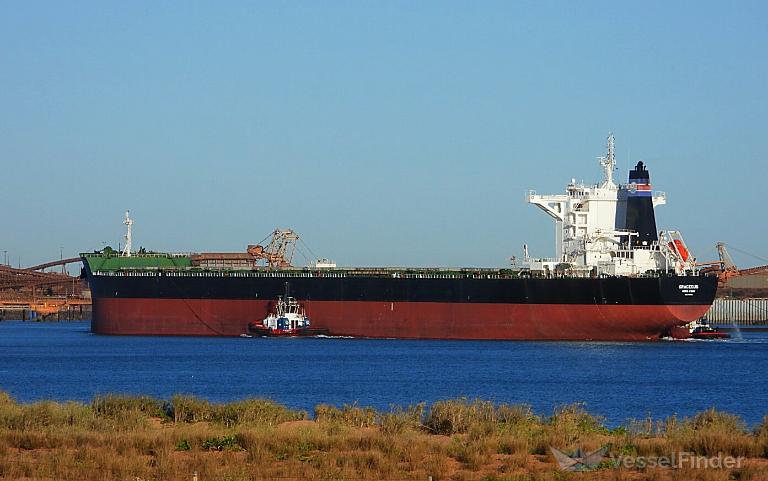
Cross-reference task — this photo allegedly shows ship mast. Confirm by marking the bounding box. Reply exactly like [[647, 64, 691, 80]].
[[122, 210, 133, 257], [598, 133, 617, 188]]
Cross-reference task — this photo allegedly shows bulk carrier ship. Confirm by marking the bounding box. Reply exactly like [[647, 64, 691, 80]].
[[81, 135, 717, 340]]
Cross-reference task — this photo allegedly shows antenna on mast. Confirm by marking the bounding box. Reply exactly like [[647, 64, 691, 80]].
[[598, 133, 617, 187], [122, 210, 133, 257]]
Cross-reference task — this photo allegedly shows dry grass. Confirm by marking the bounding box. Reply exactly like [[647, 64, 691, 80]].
[[0, 393, 766, 481]]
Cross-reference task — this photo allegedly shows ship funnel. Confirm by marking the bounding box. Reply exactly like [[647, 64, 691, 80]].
[[625, 161, 658, 246]]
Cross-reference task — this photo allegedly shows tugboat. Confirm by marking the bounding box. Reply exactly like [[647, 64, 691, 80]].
[[247, 283, 328, 337], [688, 319, 730, 340], [668, 318, 730, 340]]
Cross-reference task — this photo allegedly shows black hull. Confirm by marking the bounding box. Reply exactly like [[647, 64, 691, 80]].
[[84, 269, 718, 339], [87, 271, 718, 306]]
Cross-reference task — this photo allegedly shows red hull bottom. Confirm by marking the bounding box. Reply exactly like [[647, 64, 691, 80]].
[[91, 298, 712, 341]]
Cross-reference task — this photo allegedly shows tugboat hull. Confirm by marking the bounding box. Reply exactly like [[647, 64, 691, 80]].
[[247, 324, 329, 337]]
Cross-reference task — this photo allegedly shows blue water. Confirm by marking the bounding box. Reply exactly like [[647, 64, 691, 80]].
[[0, 321, 767, 426]]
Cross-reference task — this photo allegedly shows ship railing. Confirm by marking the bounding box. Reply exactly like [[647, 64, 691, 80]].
[[84, 252, 195, 258], [121, 252, 194, 257], [93, 268, 522, 280], [94, 267, 687, 280]]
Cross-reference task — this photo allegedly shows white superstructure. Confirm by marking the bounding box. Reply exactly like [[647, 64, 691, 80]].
[[523, 134, 696, 277], [313, 258, 337, 269], [260, 296, 310, 331]]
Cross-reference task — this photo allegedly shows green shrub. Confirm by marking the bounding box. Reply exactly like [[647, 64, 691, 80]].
[[314, 403, 376, 428], [688, 408, 747, 434], [92, 394, 165, 419], [88, 394, 164, 431], [202, 435, 242, 451], [379, 403, 425, 435], [549, 403, 605, 434], [447, 437, 487, 470], [174, 439, 191, 451], [0, 391, 15, 406], [168, 395, 213, 423], [495, 403, 537, 427], [756, 415, 768, 458], [666, 408, 755, 457], [0, 400, 103, 431], [212, 398, 306, 427], [425, 398, 498, 435]]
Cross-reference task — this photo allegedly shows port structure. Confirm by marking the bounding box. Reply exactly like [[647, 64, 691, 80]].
[[698, 242, 768, 289], [0, 257, 90, 320], [247, 229, 300, 268], [189, 228, 303, 270]]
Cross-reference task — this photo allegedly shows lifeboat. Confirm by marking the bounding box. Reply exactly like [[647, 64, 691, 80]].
[[668, 239, 690, 262]]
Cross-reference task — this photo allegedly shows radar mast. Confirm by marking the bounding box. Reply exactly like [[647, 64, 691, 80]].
[[122, 210, 133, 257], [598, 133, 617, 187]]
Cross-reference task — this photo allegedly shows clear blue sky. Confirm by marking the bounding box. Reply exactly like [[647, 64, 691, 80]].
[[1, 1, 766, 268]]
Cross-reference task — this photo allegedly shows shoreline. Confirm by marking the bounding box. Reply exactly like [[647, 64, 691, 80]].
[[1, 393, 766, 480]]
